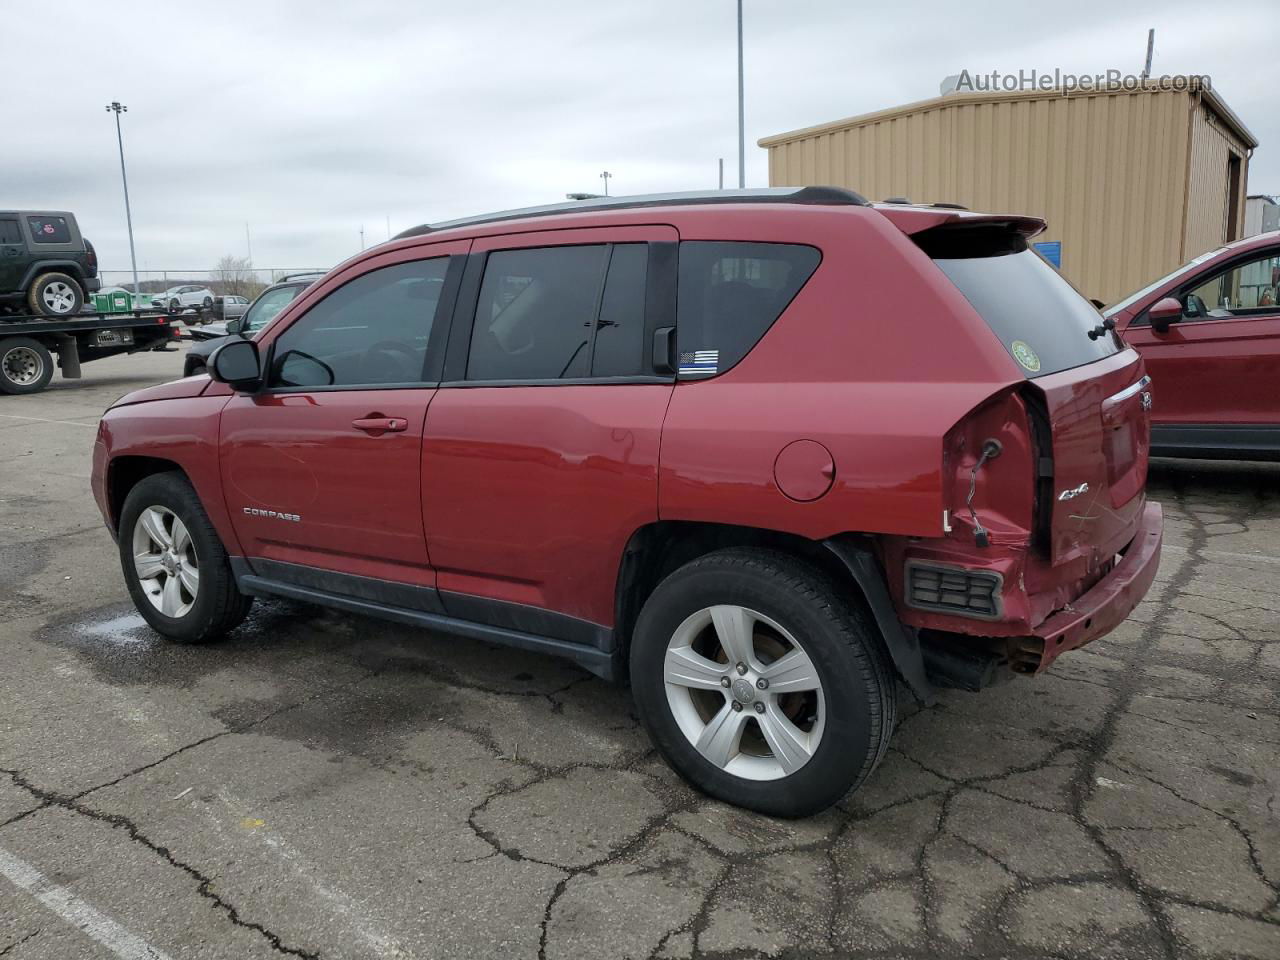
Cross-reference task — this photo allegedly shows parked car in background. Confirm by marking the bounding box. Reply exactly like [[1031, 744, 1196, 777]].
[[152, 285, 214, 315], [0, 211, 101, 317], [183, 275, 320, 373], [94, 188, 1162, 816], [213, 295, 250, 323], [1104, 230, 1280, 460]]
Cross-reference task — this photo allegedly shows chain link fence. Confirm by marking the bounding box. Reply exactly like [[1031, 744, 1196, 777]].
[[98, 268, 329, 302]]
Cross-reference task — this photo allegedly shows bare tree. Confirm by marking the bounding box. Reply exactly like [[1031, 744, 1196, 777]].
[[212, 255, 262, 298]]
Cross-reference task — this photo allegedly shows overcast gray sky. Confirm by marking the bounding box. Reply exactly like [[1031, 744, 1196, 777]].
[[6, 0, 1276, 275]]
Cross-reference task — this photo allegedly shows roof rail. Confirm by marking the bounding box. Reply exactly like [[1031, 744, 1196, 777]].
[[394, 186, 868, 240]]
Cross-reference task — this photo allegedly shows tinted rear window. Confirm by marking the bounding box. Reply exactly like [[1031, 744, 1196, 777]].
[[931, 242, 1119, 377], [0, 219, 21, 245], [677, 241, 820, 378], [27, 216, 71, 244]]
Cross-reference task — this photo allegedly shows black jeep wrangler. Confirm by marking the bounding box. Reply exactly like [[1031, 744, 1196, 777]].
[[0, 211, 101, 317]]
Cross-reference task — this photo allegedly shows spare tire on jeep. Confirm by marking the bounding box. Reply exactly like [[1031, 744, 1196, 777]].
[[28, 272, 83, 318]]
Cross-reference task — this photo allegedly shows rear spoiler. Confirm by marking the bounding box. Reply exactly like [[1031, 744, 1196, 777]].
[[873, 205, 1046, 240]]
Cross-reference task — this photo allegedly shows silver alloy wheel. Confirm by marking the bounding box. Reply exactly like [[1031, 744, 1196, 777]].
[[41, 281, 77, 314], [664, 605, 825, 781], [2, 346, 44, 385], [131, 506, 199, 618]]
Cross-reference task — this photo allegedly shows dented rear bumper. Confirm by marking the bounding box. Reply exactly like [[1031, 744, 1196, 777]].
[[1030, 501, 1163, 671]]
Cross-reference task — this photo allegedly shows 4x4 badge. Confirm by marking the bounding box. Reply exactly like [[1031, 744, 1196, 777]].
[[1010, 340, 1041, 373], [1057, 482, 1090, 501]]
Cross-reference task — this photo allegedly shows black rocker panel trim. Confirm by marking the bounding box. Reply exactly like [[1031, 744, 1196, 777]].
[[1151, 424, 1280, 462], [229, 558, 619, 680]]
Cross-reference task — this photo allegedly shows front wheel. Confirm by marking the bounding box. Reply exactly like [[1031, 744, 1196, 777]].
[[0, 337, 54, 394], [630, 548, 896, 817], [119, 472, 252, 642]]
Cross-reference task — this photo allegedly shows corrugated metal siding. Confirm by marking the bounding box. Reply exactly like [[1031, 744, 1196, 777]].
[[1183, 99, 1251, 261], [763, 90, 1204, 303]]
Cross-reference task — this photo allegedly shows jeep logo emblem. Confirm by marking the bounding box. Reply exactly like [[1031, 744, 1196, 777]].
[[1057, 483, 1090, 502]]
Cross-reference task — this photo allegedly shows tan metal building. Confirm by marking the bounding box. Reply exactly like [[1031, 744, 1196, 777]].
[[760, 85, 1258, 303]]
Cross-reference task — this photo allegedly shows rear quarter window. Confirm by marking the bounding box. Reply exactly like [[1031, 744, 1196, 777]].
[[676, 241, 820, 378], [27, 216, 71, 244], [926, 234, 1120, 377], [0, 219, 21, 245]]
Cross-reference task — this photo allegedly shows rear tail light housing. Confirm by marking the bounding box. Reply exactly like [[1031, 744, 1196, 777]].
[[905, 560, 1003, 620], [84, 239, 98, 276]]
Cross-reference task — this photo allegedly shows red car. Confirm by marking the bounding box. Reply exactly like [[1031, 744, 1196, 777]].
[[1105, 231, 1280, 460], [92, 188, 1162, 816]]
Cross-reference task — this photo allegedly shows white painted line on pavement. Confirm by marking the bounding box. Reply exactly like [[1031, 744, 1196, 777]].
[[0, 846, 174, 960], [0, 414, 97, 428]]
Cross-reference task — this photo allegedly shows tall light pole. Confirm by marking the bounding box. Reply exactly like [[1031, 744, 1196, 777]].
[[600, 170, 612, 196], [737, 0, 745, 188], [105, 102, 140, 299]]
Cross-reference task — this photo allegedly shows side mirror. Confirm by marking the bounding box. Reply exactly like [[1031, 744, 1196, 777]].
[[209, 338, 263, 392], [225, 317, 243, 336], [1148, 296, 1182, 333]]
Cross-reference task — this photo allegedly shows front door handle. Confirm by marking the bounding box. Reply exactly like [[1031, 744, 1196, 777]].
[[352, 416, 407, 434]]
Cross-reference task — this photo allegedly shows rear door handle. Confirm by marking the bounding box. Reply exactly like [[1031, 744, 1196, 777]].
[[352, 416, 407, 434]]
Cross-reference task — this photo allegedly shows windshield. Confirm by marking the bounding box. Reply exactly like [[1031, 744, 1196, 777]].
[[934, 248, 1121, 378], [243, 283, 305, 332], [1104, 248, 1226, 316]]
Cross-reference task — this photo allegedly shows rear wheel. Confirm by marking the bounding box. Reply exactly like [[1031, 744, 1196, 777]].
[[0, 337, 54, 394], [630, 548, 896, 817], [119, 472, 252, 643], [28, 273, 83, 317]]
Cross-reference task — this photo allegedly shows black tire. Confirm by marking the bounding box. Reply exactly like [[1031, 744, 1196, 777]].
[[119, 472, 252, 643], [168, 299, 181, 315], [202, 296, 213, 310], [630, 548, 897, 817], [0, 337, 55, 395], [27, 272, 83, 317], [183, 354, 208, 377]]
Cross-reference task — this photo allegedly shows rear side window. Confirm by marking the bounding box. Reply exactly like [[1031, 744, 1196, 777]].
[[925, 230, 1120, 377], [591, 244, 648, 378], [27, 216, 70, 244], [676, 242, 820, 378], [0, 219, 21, 245], [466, 245, 610, 381]]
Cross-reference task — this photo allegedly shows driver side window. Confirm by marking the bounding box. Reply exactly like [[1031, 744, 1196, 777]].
[[1183, 251, 1280, 320], [269, 258, 450, 389]]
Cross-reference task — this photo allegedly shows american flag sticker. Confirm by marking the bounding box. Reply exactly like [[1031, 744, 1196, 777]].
[[678, 349, 719, 376]]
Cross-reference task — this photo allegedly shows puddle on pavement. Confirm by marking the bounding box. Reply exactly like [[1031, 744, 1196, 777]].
[[77, 611, 154, 645]]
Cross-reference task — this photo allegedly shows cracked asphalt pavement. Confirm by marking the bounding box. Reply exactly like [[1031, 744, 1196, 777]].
[[1, 347, 1277, 959]]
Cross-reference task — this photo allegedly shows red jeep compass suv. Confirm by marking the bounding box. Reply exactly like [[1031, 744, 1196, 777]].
[[92, 188, 1163, 816]]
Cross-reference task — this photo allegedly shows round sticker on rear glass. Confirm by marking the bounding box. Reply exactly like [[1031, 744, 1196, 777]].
[[1010, 340, 1041, 373]]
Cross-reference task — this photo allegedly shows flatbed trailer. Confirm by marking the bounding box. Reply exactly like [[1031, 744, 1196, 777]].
[[0, 311, 181, 395]]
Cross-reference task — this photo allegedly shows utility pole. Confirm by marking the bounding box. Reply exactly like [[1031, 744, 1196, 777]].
[[359, 226, 365, 250], [719, 158, 724, 190], [386, 215, 391, 240], [737, 0, 745, 188], [600, 171, 612, 196], [245, 223, 252, 261], [105, 102, 140, 298], [1142, 28, 1154, 78]]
